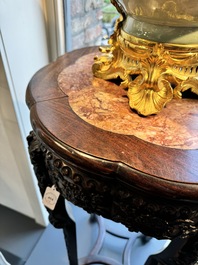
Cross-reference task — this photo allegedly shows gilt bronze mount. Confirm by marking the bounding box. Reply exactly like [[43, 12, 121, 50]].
[[93, 0, 198, 116]]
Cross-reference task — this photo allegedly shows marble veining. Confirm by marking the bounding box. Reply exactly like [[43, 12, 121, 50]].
[[58, 53, 198, 150]]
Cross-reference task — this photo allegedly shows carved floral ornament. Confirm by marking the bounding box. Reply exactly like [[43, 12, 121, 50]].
[[27, 131, 198, 241], [93, 0, 198, 116], [27, 131, 198, 264]]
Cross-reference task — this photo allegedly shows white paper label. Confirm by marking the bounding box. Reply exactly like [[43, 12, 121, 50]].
[[42, 185, 60, 210]]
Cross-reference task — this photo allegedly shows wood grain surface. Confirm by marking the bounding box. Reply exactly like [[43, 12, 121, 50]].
[[26, 47, 198, 200]]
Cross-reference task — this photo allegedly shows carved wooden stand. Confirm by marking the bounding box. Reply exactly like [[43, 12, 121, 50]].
[[27, 131, 198, 265], [26, 47, 198, 265]]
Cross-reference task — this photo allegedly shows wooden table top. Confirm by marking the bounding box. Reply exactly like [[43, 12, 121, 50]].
[[26, 47, 198, 201]]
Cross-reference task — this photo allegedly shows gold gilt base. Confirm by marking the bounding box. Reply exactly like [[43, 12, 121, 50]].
[[93, 29, 198, 116]]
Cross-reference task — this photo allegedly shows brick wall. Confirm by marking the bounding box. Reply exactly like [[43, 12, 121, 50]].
[[71, 0, 103, 50]]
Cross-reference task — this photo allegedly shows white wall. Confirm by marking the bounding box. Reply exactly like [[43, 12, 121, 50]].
[[0, 55, 35, 218], [0, 0, 51, 226]]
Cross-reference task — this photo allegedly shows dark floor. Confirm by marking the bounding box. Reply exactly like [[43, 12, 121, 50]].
[[0, 203, 170, 265]]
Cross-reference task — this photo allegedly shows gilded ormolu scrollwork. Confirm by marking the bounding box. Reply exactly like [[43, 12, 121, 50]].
[[93, 9, 198, 116]]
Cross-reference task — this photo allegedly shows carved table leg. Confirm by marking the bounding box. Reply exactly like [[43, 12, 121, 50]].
[[49, 196, 78, 265], [145, 233, 198, 265], [27, 131, 78, 265]]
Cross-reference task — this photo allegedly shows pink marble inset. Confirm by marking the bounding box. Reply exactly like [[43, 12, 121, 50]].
[[58, 53, 198, 150]]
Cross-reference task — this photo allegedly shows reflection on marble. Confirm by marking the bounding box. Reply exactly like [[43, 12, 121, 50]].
[[58, 53, 198, 150]]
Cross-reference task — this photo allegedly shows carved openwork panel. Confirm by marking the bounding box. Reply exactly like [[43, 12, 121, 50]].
[[27, 131, 198, 241]]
